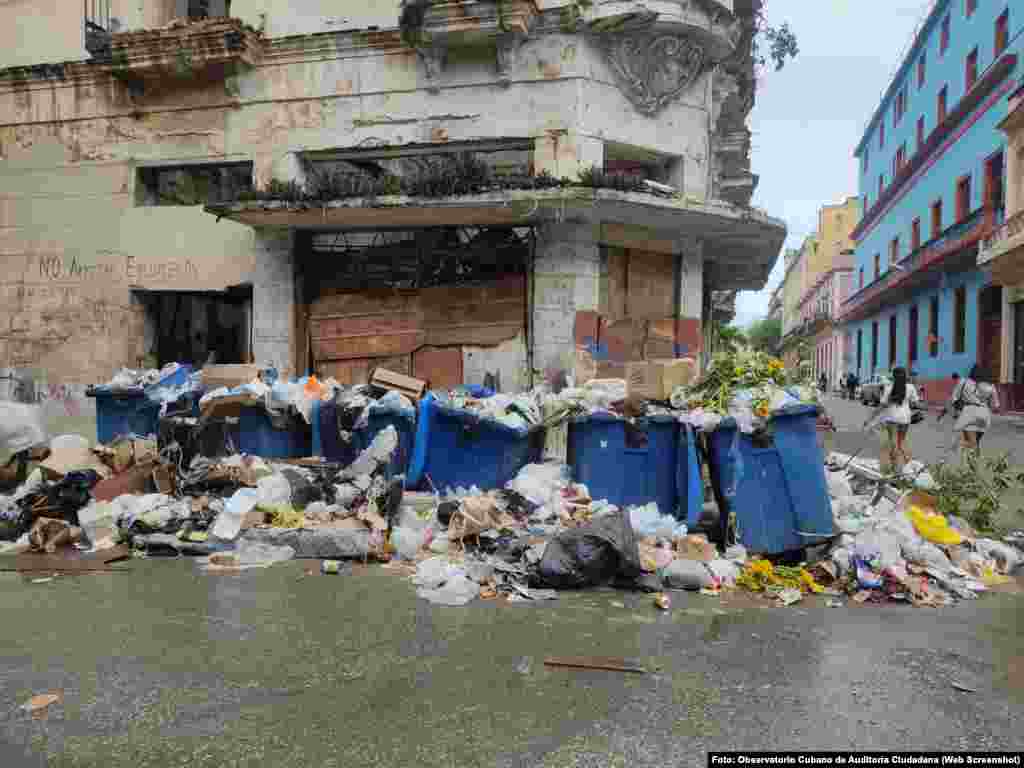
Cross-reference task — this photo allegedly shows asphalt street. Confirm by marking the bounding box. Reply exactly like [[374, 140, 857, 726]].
[[0, 560, 1021, 767]]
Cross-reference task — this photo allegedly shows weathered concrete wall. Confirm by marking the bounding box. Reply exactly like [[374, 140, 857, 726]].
[[0, 1, 735, 393]]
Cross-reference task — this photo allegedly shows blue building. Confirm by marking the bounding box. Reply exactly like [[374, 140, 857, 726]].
[[842, 0, 1021, 404]]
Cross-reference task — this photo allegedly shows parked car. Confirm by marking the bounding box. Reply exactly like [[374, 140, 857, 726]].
[[860, 372, 892, 406]]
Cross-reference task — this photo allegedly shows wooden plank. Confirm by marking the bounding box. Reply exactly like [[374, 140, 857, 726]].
[[370, 368, 427, 401], [320, 355, 411, 385], [311, 312, 422, 341], [311, 331, 426, 361], [7, 543, 132, 572], [414, 346, 464, 389], [543, 656, 647, 674]]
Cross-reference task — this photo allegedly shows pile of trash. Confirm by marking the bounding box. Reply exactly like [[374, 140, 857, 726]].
[[669, 351, 820, 434], [808, 452, 1023, 607], [432, 388, 543, 431]]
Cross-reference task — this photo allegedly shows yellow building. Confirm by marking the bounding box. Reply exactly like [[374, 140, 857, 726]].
[[780, 196, 861, 377], [815, 197, 862, 284]]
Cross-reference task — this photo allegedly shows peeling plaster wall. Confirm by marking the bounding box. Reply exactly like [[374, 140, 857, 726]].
[[1, 0, 86, 68]]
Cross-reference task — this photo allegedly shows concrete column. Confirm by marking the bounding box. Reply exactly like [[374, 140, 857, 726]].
[[251, 228, 294, 376], [533, 131, 603, 181], [532, 220, 601, 381], [676, 238, 704, 360]]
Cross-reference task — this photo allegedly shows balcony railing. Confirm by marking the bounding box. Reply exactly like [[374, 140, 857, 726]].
[[842, 206, 988, 310], [980, 208, 1024, 259]]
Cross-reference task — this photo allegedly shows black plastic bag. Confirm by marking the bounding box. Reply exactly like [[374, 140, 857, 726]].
[[533, 510, 641, 589]]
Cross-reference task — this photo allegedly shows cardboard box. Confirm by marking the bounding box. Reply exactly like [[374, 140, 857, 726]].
[[200, 364, 262, 391], [625, 358, 698, 401]]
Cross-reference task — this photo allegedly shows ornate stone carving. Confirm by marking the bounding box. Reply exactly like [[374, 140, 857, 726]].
[[599, 30, 708, 116]]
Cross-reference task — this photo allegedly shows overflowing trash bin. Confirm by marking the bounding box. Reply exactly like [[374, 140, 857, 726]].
[[707, 404, 833, 555], [238, 407, 311, 460], [5, 350, 1020, 618], [88, 364, 196, 443], [567, 414, 702, 525], [407, 393, 544, 493]]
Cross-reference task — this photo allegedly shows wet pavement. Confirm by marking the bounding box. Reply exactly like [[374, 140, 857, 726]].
[[2, 560, 1022, 767]]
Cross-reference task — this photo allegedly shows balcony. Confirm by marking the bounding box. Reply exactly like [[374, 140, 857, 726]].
[[85, 5, 263, 82], [840, 206, 990, 322], [980, 208, 1024, 286]]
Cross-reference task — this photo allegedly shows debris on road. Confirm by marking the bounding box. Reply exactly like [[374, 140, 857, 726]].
[[543, 657, 647, 674]]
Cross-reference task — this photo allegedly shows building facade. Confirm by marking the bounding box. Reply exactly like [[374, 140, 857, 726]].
[[779, 197, 860, 380], [978, 81, 1024, 409], [0, 0, 786, 410], [842, 0, 1021, 405]]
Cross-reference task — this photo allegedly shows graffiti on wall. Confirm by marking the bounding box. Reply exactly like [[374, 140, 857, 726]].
[[0, 370, 82, 416]]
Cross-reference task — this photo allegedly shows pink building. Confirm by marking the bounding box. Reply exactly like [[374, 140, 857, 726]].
[[795, 253, 856, 390]]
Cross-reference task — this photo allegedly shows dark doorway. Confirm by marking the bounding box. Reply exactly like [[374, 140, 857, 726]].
[[134, 286, 252, 369], [909, 304, 919, 364], [1015, 301, 1024, 387], [979, 284, 1003, 381]]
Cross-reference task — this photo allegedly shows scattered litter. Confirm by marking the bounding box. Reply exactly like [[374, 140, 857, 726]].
[[21, 692, 62, 714], [777, 588, 803, 606], [543, 656, 647, 674], [654, 592, 671, 610], [950, 682, 977, 693]]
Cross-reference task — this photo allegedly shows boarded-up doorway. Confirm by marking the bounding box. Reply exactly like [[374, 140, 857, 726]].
[[301, 227, 533, 392]]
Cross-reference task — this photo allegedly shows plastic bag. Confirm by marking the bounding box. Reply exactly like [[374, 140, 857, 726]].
[[901, 541, 952, 571], [663, 560, 713, 590], [207, 540, 294, 570], [706, 559, 740, 586], [213, 488, 261, 540], [629, 503, 687, 540], [391, 526, 429, 560], [826, 472, 854, 499], [413, 557, 462, 589], [506, 462, 569, 507], [975, 539, 1022, 575], [416, 573, 479, 606], [257, 473, 293, 508], [534, 510, 641, 589], [77, 501, 118, 549], [908, 506, 963, 546]]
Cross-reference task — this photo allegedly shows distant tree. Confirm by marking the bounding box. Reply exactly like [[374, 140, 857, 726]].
[[746, 317, 782, 355]]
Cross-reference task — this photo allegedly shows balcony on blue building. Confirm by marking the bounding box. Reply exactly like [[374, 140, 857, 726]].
[[840, 206, 995, 323]]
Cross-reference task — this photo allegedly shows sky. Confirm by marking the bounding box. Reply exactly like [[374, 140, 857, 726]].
[[734, 0, 940, 328]]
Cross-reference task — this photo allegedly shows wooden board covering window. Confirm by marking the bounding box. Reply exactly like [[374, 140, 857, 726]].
[[309, 275, 525, 387]]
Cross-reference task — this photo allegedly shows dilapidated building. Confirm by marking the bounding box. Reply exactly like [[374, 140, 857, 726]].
[[0, 0, 785, 403]]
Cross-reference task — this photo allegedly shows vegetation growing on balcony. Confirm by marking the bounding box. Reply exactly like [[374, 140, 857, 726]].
[[229, 157, 655, 204]]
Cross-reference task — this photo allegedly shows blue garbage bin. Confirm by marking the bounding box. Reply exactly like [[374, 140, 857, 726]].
[[707, 404, 832, 555], [568, 414, 702, 523], [238, 407, 311, 459], [89, 365, 195, 443], [407, 393, 543, 493]]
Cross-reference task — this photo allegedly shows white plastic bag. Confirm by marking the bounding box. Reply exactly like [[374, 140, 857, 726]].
[[256, 473, 292, 507], [629, 503, 687, 539], [213, 488, 261, 540], [77, 501, 119, 550]]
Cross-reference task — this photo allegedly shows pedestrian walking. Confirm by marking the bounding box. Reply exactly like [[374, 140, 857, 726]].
[[939, 366, 999, 457], [863, 366, 919, 477]]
